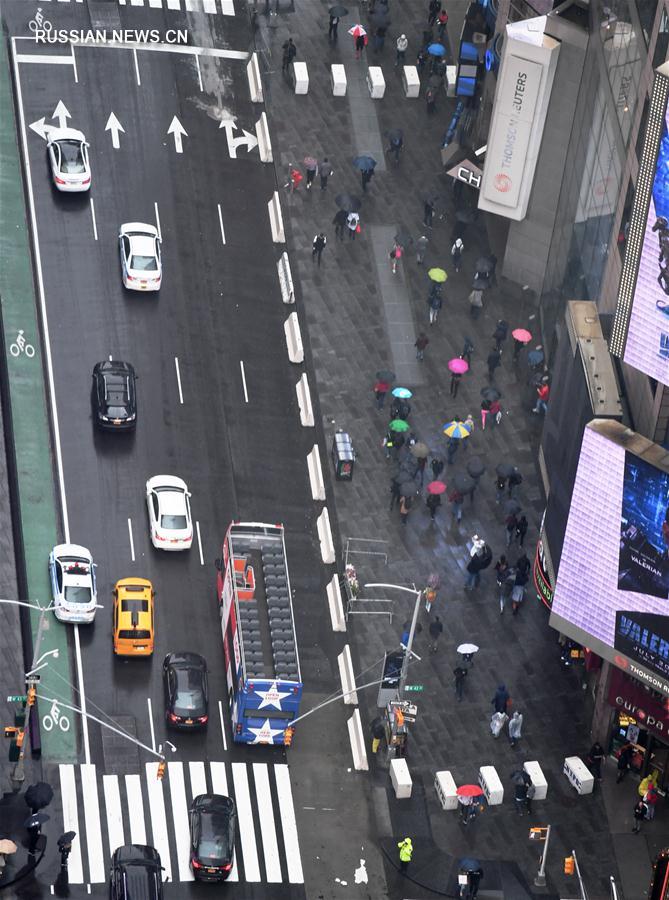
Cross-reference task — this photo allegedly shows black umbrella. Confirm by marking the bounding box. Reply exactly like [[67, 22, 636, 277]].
[[454, 473, 475, 495], [504, 499, 521, 516], [353, 155, 377, 171], [376, 369, 396, 382], [25, 782, 54, 812], [459, 857, 483, 872], [496, 463, 515, 478], [466, 457, 485, 479], [479, 545, 493, 569], [329, 3, 348, 15], [472, 276, 490, 291], [23, 812, 50, 829], [480, 386, 501, 403], [387, 128, 404, 143], [456, 207, 478, 224], [428, 74, 444, 87], [475, 255, 494, 273], [335, 193, 362, 212], [394, 227, 413, 248]]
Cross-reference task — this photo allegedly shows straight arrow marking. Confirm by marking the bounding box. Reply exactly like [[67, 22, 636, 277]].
[[52, 100, 71, 130], [105, 112, 125, 150], [167, 116, 188, 154]]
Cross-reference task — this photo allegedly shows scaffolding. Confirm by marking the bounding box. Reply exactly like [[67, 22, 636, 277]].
[[342, 538, 393, 622]]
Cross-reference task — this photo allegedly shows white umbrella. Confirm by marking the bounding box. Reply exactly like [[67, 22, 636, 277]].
[[457, 643, 479, 655]]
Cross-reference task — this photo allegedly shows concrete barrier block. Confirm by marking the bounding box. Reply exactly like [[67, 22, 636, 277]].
[[277, 252, 294, 304], [402, 65, 420, 98], [326, 574, 346, 632], [255, 111, 272, 163], [293, 61, 309, 94], [390, 758, 412, 799], [247, 52, 263, 102], [347, 709, 369, 771], [307, 444, 326, 501], [267, 191, 285, 243], [283, 312, 304, 364], [366, 66, 386, 98], [338, 644, 358, 705], [523, 761, 548, 800], [434, 771, 458, 810], [331, 63, 347, 96], [295, 373, 315, 427], [316, 506, 336, 564], [479, 765, 504, 805], [563, 756, 593, 795], [446, 65, 457, 97]]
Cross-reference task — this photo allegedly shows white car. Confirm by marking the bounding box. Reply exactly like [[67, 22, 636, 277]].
[[47, 128, 91, 192], [146, 475, 192, 550], [48, 544, 98, 624], [119, 223, 162, 292]]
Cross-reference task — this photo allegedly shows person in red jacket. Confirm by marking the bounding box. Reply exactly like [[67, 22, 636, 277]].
[[533, 382, 550, 414]]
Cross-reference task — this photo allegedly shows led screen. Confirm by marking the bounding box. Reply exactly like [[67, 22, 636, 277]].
[[551, 422, 669, 694]]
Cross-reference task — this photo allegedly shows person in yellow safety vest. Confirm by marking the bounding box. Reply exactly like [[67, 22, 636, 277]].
[[398, 837, 413, 872]]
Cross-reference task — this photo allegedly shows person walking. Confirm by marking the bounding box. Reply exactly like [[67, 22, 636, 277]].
[[374, 379, 389, 409], [286, 166, 303, 193], [461, 337, 474, 366], [282, 37, 297, 72], [469, 287, 484, 318], [645, 783, 659, 820], [508, 468, 523, 496], [505, 513, 518, 548], [361, 167, 375, 193], [495, 475, 506, 503], [373, 26, 387, 53], [423, 198, 436, 228], [446, 436, 459, 465], [398, 837, 413, 872], [388, 132, 403, 164], [425, 85, 437, 114], [437, 7, 448, 39], [426, 491, 441, 520], [513, 337, 524, 361], [449, 487, 464, 522], [396, 33, 408, 66], [511, 567, 528, 614], [616, 743, 634, 783], [488, 398, 502, 429], [493, 320, 508, 353], [487, 348, 501, 382], [371, 716, 385, 753], [465, 536, 486, 590], [319, 157, 333, 191], [428, 290, 442, 325], [633, 799, 648, 834], [495, 555, 510, 612], [399, 494, 411, 525], [586, 742, 605, 781], [347, 211, 360, 240], [428, 0, 440, 25], [533, 380, 550, 414], [389, 478, 401, 511], [416, 234, 429, 264], [516, 551, 531, 577], [514, 781, 529, 815], [463, 414, 475, 442], [415, 332, 429, 360], [312, 232, 327, 266], [492, 684, 510, 714], [355, 31, 367, 59], [458, 794, 474, 825], [305, 157, 317, 190], [508, 710, 523, 747], [390, 242, 402, 273], [454, 664, 468, 701], [451, 237, 464, 272], [428, 616, 443, 652], [450, 372, 462, 398], [333, 208, 347, 241], [431, 457, 444, 480], [515, 514, 528, 547], [416, 455, 427, 485], [328, 13, 339, 41]]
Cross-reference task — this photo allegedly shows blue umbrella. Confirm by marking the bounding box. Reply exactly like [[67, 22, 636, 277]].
[[428, 42, 446, 57], [392, 387, 412, 399], [353, 155, 377, 171], [528, 349, 544, 367]]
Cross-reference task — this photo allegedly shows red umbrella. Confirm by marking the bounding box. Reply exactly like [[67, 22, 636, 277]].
[[457, 784, 484, 797], [448, 358, 469, 375], [348, 23, 367, 37], [427, 480, 447, 495], [512, 328, 532, 343]]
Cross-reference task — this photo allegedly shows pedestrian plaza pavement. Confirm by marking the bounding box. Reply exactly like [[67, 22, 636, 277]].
[[259, 2, 656, 897]]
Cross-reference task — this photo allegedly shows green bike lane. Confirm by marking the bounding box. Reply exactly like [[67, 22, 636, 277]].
[[0, 33, 76, 761]]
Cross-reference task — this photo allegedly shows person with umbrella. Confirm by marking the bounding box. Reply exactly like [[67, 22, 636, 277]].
[[396, 33, 408, 66], [469, 286, 484, 318], [428, 0, 440, 25], [426, 481, 444, 519], [494, 554, 510, 612], [415, 332, 429, 360], [387, 129, 403, 164], [489, 397, 502, 428], [428, 286, 443, 325], [352, 26, 367, 58], [487, 347, 501, 381], [512, 327, 532, 360], [505, 511, 518, 548], [492, 320, 508, 353], [515, 514, 528, 547], [319, 156, 333, 191], [329, 5, 346, 41], [431, 456, 444, 480], [25, 781, 54, 814], [425, 83, 437, 114], [304, 155, 318, 189], [282, 37, 297, 73], [449, 485, 464, 523], [451, 236, 464, 272], [508, 467, 523, 497], [454, 662, 468, 700], [333, 208, 347, 241]]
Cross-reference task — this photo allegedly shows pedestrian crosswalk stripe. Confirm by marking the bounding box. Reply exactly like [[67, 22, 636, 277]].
[[167, 763, 192, 883], [124, 774, 146, 845], [148, 0, 163, 6], [202, 0, 217, 12], [253, 762, 282, 883], [103, 775, 124, 857], [275, 764, 304, 884], [145, 762, 172, 883], [210, 761, 238, 882], [232, 761, 261, 882], [188, 760, 207, 798], [81, 764, 105, 883], [220, 0, 234, 12], [59, 764, 84, 884]]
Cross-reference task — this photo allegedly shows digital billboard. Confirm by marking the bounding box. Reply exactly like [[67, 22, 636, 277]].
[[551, 419, 669, 695]]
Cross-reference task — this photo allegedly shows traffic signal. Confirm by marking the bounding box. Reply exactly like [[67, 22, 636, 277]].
[[156, 760, 166, 780], [284, 727, 295, 747], [4, 726, 18, 738], [564, 856, 575, 876], [27, 687, 37, 708]]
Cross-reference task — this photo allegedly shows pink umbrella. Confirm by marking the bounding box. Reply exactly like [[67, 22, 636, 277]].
[[427, 480, 447, 495], [448, 358, 469, 375], [512, 328, 532, 343]]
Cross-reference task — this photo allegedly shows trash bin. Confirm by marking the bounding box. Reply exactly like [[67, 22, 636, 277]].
[[332, 430, 355, 480]]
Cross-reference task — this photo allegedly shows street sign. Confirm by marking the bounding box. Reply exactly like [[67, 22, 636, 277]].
[[7, 695, 27, 703], [404, 685, 424, 692], [529, 827, 548, 841]]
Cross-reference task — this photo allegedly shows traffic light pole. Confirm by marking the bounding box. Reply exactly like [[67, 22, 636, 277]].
[[533, 824, 551, 887], [12, 604, 50, 787], [364, 583, 422, 698]]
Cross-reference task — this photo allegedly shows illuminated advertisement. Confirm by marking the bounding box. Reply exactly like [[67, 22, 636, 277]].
[[551, 420, 669, 695]]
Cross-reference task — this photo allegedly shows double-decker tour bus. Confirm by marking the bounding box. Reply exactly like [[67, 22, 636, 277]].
[[216, 522, 302, 744]]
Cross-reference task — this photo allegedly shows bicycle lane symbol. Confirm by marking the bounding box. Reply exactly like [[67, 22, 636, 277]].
[[42, 700, 70, 733], [9, 330, 35, 358], [28, 8, 52, 33]]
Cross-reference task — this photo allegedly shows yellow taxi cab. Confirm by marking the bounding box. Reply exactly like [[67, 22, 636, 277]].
[[113, 577, 155, 656]]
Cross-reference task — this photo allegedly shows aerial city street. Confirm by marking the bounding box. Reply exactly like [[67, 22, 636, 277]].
[[0, 0, 667, 898]]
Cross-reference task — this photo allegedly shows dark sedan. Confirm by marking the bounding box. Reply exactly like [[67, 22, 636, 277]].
[[92, 359, 137, 430], [109, 844, 163, 900], [163, 652, 208, 728], [189, 794, 236, 881]]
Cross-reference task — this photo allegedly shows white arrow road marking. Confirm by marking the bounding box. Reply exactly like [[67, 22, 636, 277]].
[[52, 100, 70, 130], [167, 116, 188, 154], [219, 120, 258, 158], [105, 112, 125, 149], [29, 117, 49, 140]]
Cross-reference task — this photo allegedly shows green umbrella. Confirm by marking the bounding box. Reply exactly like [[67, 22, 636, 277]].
[[428, 267, 448, 283], [389, 419, 410, 433]]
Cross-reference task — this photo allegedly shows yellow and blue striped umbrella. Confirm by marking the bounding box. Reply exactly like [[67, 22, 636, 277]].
[[442, 420, 472, 439]]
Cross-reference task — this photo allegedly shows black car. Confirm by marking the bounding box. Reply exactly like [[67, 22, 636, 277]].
[[92, 359, 137, 430], [189, 794, 236, 881], [163, 652, 209, 728], [109, 844, 163, 900]]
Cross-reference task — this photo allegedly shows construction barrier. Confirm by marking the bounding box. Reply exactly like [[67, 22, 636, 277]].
[[295, 373, 314, 427], [247, 52, 263, 102], [267, 191, 285, 243], [338, 644, 358, 705], [316, 507, 336, 564], [255, 111, 272, 163], [347, 709, 369, 771], [293, 61, 309, 94], [283, 312, 304, 364], [331, 63, 347, 96], [326, 574, 346, 632], [277, 252, 294, 304], [307, 445, 326, 501]]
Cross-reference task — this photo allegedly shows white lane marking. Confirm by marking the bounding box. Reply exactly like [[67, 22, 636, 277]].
[[145, 763, 172, 882], [210, 763, 237, 881], [119, 0, 127, 4], [130, 0, 143, 6], [188, 761, 207, 798], [221, 0, 235, 13], [14, 38, 250, 62], [203, 0, 217, 11], [133, 48, 141, 86], [124, 775, 147, 845], [15, 54, 75, 65], [167, 0, 180, 8], [240, 361, 249, 403], [147, 697, 156, 752], [174, 357, 183, 404], [71, 45, 78, 83], [218, 699, 227, 751], [275, 765, 304, 883], [12, 38, 90, 762], [89, 197, 98, 241], [81, 764, 105, 882], [128, 518, 135, 561], [148, 0, 163, 6], [196, 521, 204, 566], [59, 765, 83, 883], [252, 763, 282, 882], [217, 203, 226, 244], [168, 762, 193, 882], [103, 775, 124, 855], [195, 53, 203, 92], [154, 201, 162, 241], [232, 763, 260, 882]]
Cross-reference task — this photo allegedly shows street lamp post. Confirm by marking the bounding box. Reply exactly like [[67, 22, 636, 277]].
[[364, 583, 422, 696]]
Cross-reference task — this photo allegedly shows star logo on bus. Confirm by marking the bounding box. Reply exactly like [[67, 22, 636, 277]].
[[248, 719, 285, 744], [255, 681, 291, 710]]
